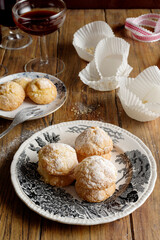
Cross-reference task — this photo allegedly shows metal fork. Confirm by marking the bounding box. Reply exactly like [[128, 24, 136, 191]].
[[0, 106, 43, 139]]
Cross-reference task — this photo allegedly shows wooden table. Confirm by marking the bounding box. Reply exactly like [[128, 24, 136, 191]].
[[0, 9, 160, 240]]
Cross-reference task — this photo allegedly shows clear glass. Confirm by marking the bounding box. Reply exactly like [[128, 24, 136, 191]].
[[0, 0, 32, 50], [0, 28, 32, 50], [12, 0, 66, 75]]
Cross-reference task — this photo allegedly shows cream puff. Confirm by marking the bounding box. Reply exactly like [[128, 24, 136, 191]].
[[75, 126, 113, 162], [74, 156, 117, 202], [26, 78, 57, 104], [38, 143, 78, 187], [0, 81, 25, 111]]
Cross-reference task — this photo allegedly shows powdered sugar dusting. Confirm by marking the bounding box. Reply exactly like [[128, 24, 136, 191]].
[[39, 143, 78, 175], [29, 78, 53, 91], [0, 127, 43, 161], [37, 78, 53, 89], [14, 77, 32, 82], [75, 126, 113, 155], [30, 84, 37, 92], [49, 143, 75, 152], [75, 156, 117, 189]]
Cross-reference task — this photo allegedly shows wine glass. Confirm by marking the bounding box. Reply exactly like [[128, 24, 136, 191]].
[[0, 0, 32, 50], [12, 0, 66, 75]]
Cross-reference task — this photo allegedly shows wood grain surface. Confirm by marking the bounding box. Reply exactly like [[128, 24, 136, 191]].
[[0, 9, 160, 240]]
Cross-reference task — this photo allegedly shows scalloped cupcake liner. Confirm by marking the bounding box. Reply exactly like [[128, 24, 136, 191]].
[[117, 66, 160, 122], [94, 37, 131, 79], [73, 21, 114, 62], [79, 60, 129, 91], [127, 66, 160, 100]]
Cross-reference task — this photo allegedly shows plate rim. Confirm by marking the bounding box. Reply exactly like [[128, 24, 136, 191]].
[[0, 72, 67, 120], [10, 120, 157, 225]]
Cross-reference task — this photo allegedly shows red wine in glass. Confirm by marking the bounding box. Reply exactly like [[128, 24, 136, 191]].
[[16, 9, 65, 36], [12, 0, 66, 75]]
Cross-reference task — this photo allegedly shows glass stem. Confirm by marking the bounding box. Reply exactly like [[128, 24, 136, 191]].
[[8, 28, 22, 40], [39, 36, 48, 63]]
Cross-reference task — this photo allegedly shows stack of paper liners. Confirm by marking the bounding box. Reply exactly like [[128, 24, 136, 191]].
[[79, 37, 132, 91]]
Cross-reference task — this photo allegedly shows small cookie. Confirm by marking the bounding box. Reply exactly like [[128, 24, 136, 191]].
[[75, 181, 116, 202], [13, 77, 32, 95], [75, 126, 113, 162], [26, 78, 57, 104], [38, 143, 78, 187], [74, 156, 117, 190], [0, 81, 25, 111]]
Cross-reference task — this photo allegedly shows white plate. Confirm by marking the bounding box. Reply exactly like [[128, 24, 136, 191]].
[[11, 120, 157, 225], [0, 72, 67, 120]]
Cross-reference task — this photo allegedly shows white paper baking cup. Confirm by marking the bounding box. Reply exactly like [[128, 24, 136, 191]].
[[73, 21, 114, 62], [117, 66, 160, 122], [79, 37, 132, 91], [95, 37, 132, 78]]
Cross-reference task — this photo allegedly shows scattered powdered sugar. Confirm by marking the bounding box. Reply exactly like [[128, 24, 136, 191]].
[[0, 137, 20, 161], [71, 102, 101, 117], [0, 127, 44, 161]]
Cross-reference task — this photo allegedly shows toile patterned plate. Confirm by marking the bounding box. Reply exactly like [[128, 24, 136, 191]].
[[11, 120, 157, 225], [0, 72, 67, 120]]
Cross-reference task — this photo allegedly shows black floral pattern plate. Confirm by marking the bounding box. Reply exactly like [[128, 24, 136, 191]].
[[11, 120, 157, 225]]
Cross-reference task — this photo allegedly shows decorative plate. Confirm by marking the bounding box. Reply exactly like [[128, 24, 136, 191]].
[[11, 120, 157, 225], [0, 72, 67, 120]]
